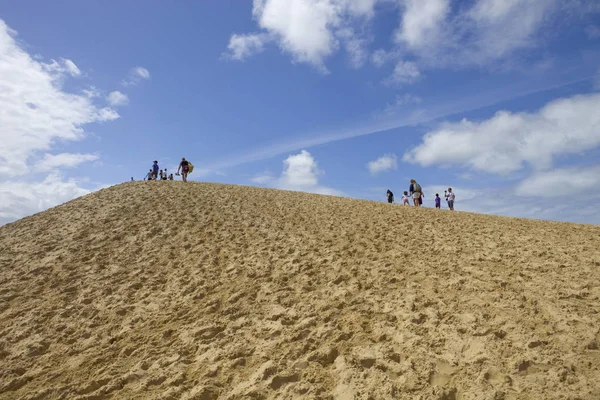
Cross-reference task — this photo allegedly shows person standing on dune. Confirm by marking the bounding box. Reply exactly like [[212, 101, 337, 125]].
[[386, 189, 394, 204], [409, 179, 422, 207], [177, 157, 190, 183], [445, 188, 455, 210], [152, 160, 159, 180], [144, 169, 153, 180]]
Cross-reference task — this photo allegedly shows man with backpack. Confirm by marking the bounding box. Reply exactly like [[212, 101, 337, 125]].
[[409, 179, 422, 207], [177, 157, 193, 183]]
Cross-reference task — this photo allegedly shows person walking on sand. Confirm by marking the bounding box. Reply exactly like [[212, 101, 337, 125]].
[[386, 189, 394, 204], [402, 191, 410, 205], [409, 179, 422, 207], [162, 168, 168, 180], [177, 157, 190, 183], [144, 169, 153, 180], [152, 160, 159, 180], [445, 188, 455, 210], [159, 169, 165, 180], [435, 193, 441, 209]]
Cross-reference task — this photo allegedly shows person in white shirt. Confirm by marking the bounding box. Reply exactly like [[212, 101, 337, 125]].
[[401, 191, 410, 205], [445, 188, 455, 210]]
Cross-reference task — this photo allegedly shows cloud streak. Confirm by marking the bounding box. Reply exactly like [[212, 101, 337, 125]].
[[202, 73, 596, 172]]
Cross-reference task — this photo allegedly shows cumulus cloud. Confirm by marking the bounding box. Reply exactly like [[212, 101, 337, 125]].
[[225, 0, 593, 72], [395, 0, 449, 49], [42, 58, 82, 77], [82, 86, 101, 99], [515, 165, 600, 198], [251, 150, 343, 196], [367, 154, 397, 175], [0, 19, 118, 225], [122, 66, 150, 86], [225, 0, 376, 70], [225, 33, 271, 60], [280, 150, 320, 187], [0, 173, 90, 226], [421, 183, 600, 224], [387, 60, 421, 84], [403, 93, 600, 175], [107, 91, 129, 106], [389, 0, 563, 68], [63, 59, 81, 76], [34, 153, 99, 173]]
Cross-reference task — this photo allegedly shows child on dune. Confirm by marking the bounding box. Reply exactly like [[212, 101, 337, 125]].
[[402, 191, 410, 205]]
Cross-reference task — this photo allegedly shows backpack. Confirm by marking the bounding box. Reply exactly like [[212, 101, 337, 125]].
[[413, 182, 422, 193], [188, 162, 194, 174]]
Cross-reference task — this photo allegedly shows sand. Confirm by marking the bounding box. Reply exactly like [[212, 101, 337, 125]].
[[1, 181, 600, 400]]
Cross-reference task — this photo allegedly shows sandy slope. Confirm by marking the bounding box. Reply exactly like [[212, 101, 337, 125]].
[[1, 181, 600, 400]]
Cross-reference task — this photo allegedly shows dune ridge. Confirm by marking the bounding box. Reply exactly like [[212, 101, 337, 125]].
[[1, 181, 600, 399]]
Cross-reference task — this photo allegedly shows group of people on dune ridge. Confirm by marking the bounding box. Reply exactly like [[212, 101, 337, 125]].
[[139, 158, 193, 183], [137, 162, 455, 210], [386, 179, 455, 210]]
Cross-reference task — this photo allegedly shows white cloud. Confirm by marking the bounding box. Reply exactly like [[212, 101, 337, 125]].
[[133, 66, 150, 79], [0, 173, 91, 226], [515, 165, 600, 198], [367, 154, 397, 175], [404, 93, 600, 175], [82, 86, 101, 98], [388, 0, 566, 69], [388, 60, 421, 84], [96, 107, 120, 121], [34, 153, 99, 173], [464, 0, 558, 63], [251, 172, 276, 184], [0, 19, 118, 225], [280, 150, 320, 187], [422, 183, 600, 224], [371, 48, 399, 67], [107, 91, 129, 106], [42, 58, 82, 77], [122, 66, 150, 86], [338, 26, 369, 68], [395, 0, 449, 49], [225, 33, 271, 60], [251, 150, 343, 196], [227, 0, 596, 72], [227, 0, 376, 70], [63, 59, 81, 76]]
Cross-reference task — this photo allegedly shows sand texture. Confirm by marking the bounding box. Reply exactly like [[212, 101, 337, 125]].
[[1, 181, 600, 400]]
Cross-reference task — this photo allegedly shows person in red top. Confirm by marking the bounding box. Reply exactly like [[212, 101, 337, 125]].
[[177, 157, 190, 183]]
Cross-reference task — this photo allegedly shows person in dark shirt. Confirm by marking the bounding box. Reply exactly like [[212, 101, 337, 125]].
[[386, 190, 394, 204], [177, 157, 190, 183]]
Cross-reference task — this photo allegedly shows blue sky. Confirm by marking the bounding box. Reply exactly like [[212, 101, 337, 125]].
[[1, 0, 600, 225]]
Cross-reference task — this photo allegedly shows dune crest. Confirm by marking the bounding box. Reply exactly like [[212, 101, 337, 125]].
[[1, 181, 600, 399]]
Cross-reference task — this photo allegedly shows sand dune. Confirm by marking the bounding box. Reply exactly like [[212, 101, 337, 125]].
[[1, 181, 600, 399]]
